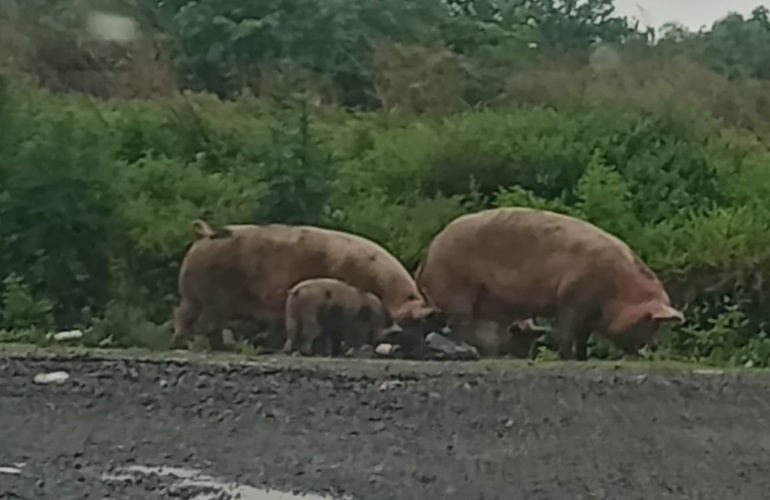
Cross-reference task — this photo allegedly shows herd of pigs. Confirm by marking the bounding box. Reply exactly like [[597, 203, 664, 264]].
[[170, 206, 685, 361]]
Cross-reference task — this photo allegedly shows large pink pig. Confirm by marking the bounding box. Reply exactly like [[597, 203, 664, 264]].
[[415, 207, 684, 360]]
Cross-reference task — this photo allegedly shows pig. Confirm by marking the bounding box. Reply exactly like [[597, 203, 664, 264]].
[[283, 278, 403, 356], [451, 318, 549, 359], [171, 219, 435, 350], [415, 207, 684, 361]]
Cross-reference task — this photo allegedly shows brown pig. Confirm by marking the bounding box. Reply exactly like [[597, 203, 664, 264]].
[[171, 220, 435, 350], [415, 207, 684, 361], [283, 278, 403, 356]]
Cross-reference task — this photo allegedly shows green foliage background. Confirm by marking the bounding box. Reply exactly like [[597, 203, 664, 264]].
[[2, 0, 770, 366]]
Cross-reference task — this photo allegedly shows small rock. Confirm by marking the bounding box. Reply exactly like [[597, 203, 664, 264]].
[[48, 329, 84, 341], [0, 466, 22, 475], [425, 332, 479, 361], [378, 380, 404, 391], [693, 369, 724, 375], [33, 371, 70, 385], [375, 343, 397, 357]]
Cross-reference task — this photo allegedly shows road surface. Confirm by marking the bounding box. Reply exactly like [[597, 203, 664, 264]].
[[1, 349, 769, 499]]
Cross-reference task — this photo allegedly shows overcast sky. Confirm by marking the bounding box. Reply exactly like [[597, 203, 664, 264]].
[[612, 0, 769, 31]]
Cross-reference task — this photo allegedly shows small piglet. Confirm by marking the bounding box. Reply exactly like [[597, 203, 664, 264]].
[[283, 278, 402, 357]]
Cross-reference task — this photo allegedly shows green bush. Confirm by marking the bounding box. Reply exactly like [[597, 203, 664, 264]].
[[2, 67, 770, 367], [3, 0, 770, 368]]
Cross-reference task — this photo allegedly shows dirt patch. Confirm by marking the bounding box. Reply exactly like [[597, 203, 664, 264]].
[[1, 349, 769, 499]]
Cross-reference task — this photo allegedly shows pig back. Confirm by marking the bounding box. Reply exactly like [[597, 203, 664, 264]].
[[233, 224, 422, 319], [286, 277, 364, 321], [419, 207, 653, 315]]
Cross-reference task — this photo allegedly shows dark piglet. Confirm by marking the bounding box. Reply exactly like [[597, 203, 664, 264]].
[[283, 277, 403, 357]]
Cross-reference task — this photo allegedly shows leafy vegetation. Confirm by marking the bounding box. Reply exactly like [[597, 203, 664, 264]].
[[2, 0, 770, 367]]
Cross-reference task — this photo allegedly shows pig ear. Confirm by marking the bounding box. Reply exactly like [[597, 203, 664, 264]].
[[650, 303, 685, 324], [607, 301, 683, 335], [357, 305, 373, 322]]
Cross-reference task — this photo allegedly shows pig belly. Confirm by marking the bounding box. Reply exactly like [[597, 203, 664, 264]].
[[478, 271, 554, 320]]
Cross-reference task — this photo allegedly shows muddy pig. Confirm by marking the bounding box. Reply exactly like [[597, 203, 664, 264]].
[[283, 278, 403, 356], [452, 318, 548, 358], [172, 220, 436, 350], [416, 207, 684, 361]]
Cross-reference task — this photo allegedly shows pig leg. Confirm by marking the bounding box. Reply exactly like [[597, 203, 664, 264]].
[[554, 307, 584, 360], [341, 326, 369, 357], [283, 315, 300, 354], [554, 307, 594, 361], [205, 324, 225, 351], [208, 331, 225, 351], [171, 299, 199, 349], [574, 328, 592, 361], [324, 333, 337, 357], [328, 330, 343, 357], [438, 285, 478, 335], [299, 317, 322, 356], [312, 328, 333, 357], [191, 306, 226, 351], [527, 340, 539, 361], [442, 303, 477, 344]]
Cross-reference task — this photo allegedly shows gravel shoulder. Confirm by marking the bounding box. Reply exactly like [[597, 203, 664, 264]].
[[2, 344, 770, 500]]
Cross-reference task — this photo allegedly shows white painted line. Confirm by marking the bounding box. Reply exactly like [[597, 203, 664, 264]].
[[102, 464, 349, 500]]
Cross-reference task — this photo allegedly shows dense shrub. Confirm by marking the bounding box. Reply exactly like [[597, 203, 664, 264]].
[[1, 73, 770, 367]]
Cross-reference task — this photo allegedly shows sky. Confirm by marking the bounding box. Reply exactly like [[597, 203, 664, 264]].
[[612, 0, 770, 31]]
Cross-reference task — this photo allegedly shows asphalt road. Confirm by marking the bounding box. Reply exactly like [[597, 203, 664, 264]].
[[1, 349, 770, 500]]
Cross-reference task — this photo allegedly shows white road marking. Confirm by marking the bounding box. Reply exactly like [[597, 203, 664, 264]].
[[102, 465, 347, 499]]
